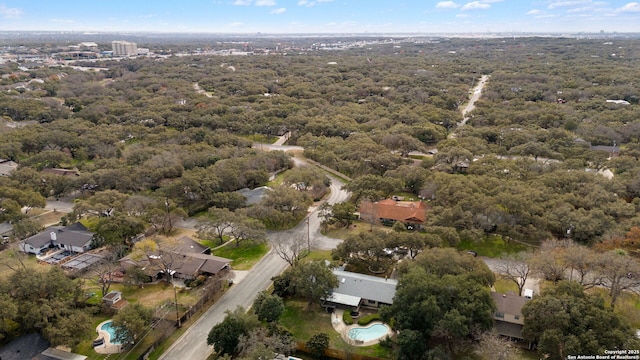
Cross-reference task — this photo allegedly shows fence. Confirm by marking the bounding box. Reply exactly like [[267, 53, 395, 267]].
[[136, 273, 227, 360], [296, 342, 387, 360]]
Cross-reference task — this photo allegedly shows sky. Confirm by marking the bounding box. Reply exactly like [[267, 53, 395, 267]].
[[0, 0, 639, 34]]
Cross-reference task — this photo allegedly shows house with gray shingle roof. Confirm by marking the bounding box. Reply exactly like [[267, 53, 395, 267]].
[[19, 222, 94, 255], [322, 269, 397, 311], [490, 292, 528, 341]]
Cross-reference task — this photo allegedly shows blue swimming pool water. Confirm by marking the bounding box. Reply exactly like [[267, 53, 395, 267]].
[[100, 321, 122, 345], [347, 323, 390, 342]]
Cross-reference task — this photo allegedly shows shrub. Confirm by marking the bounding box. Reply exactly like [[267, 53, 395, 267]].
[[357, 313, 381, 325], [343, 311, 354, 325]]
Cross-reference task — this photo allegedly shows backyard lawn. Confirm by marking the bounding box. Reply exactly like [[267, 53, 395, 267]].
[[280, 299, 393, 359]]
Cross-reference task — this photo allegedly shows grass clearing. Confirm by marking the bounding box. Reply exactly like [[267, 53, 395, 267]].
[[587, 287, 640, 328], [457, 235, 532, 258], [280, 299, 393, 359], [211, 242, 269, 270], [33, 210, 64, 226], [323, 221, 389, 240], [493, 277, 519, 294]]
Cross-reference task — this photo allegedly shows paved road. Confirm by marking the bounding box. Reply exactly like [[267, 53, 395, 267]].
[[158, 250, 289, 360], [159, 157, 349, 360]]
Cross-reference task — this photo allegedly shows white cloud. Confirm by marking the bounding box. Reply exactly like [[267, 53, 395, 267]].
[[298, 0, 313, 6], [0, 4, 22, 19], [526, 9, 541, 15], [271, 7, 286, 14], [255, 0, 276, 6], [548, 1, 590, 10], [617, 2, 640, 12], [233, 0, 252, 5], [461, 1, 490, 10], [456, 13, 470, 18], [436, 1, 459, 9]]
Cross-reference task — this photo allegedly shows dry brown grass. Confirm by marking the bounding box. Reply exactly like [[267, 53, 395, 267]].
[[33, 210, 65, 227]]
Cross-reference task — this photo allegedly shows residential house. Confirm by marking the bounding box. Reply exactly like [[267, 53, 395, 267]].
[[358, 198, 427, 229], [119, 236, 231, 282], [490, 292, 528, 341], [322, 269, 397, 311], [20, 222, 94, 255], [0, 332, 88, 360], [0, 159, 18, 176]]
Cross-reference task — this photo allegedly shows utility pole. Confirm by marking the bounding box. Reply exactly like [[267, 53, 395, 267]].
[[306, 217, 310, 252], [173, 284, 181, 328]]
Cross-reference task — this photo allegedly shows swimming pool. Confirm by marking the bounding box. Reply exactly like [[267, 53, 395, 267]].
[[347, 323, 390, 342], [100, 321, 122, 345]]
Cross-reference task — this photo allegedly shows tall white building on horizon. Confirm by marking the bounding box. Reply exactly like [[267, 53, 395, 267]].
[[111, 41, 137, 57]]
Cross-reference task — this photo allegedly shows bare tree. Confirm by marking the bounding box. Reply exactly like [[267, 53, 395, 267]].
[[564, 243, 599, 288], [474, 331, 520, 360], [495, 252, 531, 296], [358, 199, 379, 231], [530, 239, 571, 283], [91, 251, 120, 296], [597, 249, 640, 309], [273, 236, 307, 267], [196, 208, 237, 245], [129, 237, 182, 281]]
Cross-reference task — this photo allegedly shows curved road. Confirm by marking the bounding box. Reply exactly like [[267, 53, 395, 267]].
[[159, 158, 349, 360]]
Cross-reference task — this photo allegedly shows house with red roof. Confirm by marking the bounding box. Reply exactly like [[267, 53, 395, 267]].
[[358, 198, 427, 230]]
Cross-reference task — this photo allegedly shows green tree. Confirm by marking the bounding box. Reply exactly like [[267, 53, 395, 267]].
[[319, 201, 356, 229], [522, 281, 638, 360], [305, 332, 330, 359], [93, 214, 145, 246], [112, 303, 154, 347], [382, 250, 495, 358], [288, 261, 338, 308], [252, 291, 284, 323], [207, 306, 260, 356], [343, 174, 403, 203]]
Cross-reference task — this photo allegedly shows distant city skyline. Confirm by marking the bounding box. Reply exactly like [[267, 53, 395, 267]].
[[1, 1, 639, 34]]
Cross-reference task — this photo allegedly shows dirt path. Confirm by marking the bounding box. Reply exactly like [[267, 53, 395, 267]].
[[450, 75, 489, 138]]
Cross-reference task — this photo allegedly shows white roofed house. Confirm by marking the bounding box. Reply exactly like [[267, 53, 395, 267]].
[[322, 269, 398, 312], [19, 222, 94, 255]]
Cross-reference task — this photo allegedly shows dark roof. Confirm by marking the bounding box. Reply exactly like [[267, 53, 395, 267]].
[[24, 223, 94, 248], [491, 292, 527, 316], [328, 269, 398, 305], [359, 199, 427, 224], [494, 321, 525, 339], [0, 333, 50, 360], [174, 236, 208, 254], [120, 250, 230, 278], [173, 252, 231, 276]]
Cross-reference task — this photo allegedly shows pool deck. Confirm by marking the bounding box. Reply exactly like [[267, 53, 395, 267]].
[[94, 320, 125, 354], [331, 309, 394, 347]]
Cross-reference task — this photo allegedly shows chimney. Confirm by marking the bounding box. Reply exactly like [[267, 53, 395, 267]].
[[50, 231, 57, 241]]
